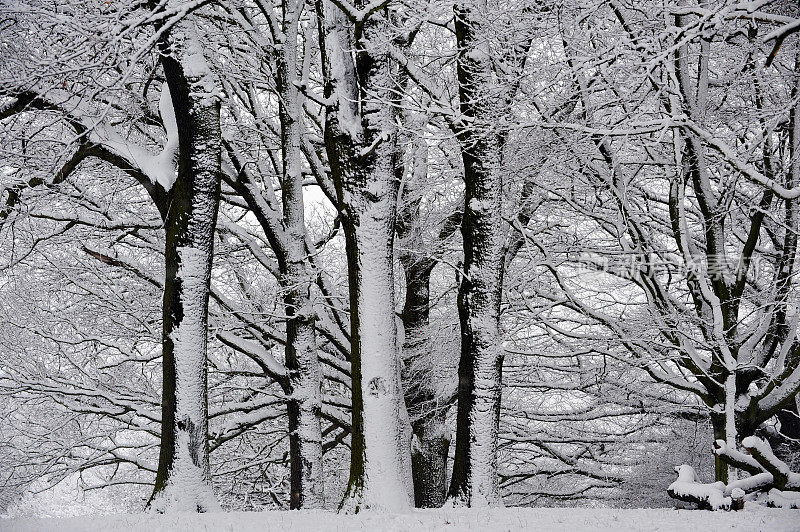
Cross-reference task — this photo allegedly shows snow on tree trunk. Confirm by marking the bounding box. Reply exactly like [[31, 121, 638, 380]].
[[282, 163, 325, 510], [724, 373, 739, 484], [317, 0, 412, 512], [284, 302, 324, 509], [148, 24, 221, 513], [447, 0, 505, 507], [278, 0, 325, 509], [339, 208, 413, 512]]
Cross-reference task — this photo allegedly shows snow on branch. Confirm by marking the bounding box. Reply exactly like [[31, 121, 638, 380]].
[[667, 465, 732, 510], [2, 86, 178, 192], [678, 120, 800, 200], [768, 489, 800, 509], [216, 331, 288, 384], [326, 0, 392, 24], [764, 16, 800, 66], [741, 436, 800, 491], [712, 440, 762, 476], [671, 437, 800, 510]]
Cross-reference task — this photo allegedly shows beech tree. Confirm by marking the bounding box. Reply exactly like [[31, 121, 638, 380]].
[[1, 0, 224, 511], [3, 0, 800, 515], [0, 0, 351, 511], [314, 0, 415, 511], [445, 0, 506, 505], [213, 0, 332, 508], [444, 0, 538, 505], [147, 11, 222, 513], [514, 1, 800, 485], [396, 129, 461, 507]]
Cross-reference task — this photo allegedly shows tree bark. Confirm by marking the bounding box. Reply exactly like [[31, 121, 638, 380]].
[[317, 0, 412, 512], [395, 133, 454, 508], [411, 412, 450, 508], [711, 413, 730, 485], [284, 292, 324, 509], [148, 24, 221, 513], [400, 255, 450, 508], [278, 0, 325, 509], [447, 0, 506, 507]]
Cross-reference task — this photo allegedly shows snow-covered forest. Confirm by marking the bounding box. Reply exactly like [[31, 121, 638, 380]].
[[1, 0, 800, 527]]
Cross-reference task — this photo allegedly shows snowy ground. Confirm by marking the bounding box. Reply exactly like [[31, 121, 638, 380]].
[[2, 506, 798, 532]]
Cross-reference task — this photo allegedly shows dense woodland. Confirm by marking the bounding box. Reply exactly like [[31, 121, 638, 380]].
[[1, 0, 800, 514]]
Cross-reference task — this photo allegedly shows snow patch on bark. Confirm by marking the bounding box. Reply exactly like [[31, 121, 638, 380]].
[[172, 246, 208, 422], [341, 221, 413, 513], [150, 246, 218, 513], [324, 19, 361, 140], [182, 30, 219, 107]]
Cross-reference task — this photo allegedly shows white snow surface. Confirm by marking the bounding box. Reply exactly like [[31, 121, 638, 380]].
[[2, 506, 798, 532]]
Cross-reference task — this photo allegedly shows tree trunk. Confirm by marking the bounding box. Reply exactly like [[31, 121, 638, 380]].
[[282, 167, 324, 510], [411, 413, 450, 508], [711, 413, 729, 485], [148, 26, 221, 513], [278, 0, 325, 509], [772, 397, 800, 470], [724, 374, 739, 483], [447, 0, 505, 507], [339, 207, 412, 512], [317, 0, 412, 512], [285, 294, 324, 509], [400, 256, 450, 508]]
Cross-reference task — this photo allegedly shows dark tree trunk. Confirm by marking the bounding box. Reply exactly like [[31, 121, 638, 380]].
[[447, 0, 506, 507], [148, 28, 221, 513], [711, 413, 729, 484], [411, 413, 450, 508], [400, 256, 449, 508]]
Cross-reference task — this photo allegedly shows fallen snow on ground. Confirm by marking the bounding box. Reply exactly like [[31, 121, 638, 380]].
[[2, 506, 798, 532]]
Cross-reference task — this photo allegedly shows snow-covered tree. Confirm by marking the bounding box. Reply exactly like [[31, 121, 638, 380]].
[[3, 0, 800, 515], [314, 0, 415, 512]]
